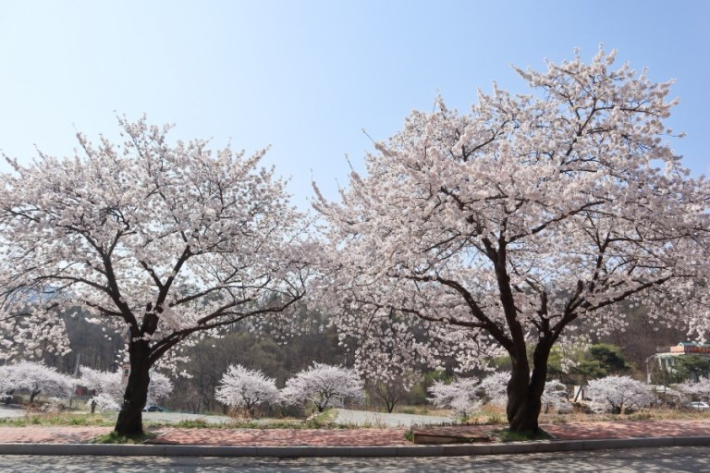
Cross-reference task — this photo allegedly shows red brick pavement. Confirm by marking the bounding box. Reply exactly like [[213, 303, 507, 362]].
[[150, 428, 409, 446], [0, 420, 709, 446], [545, 419, 710, 440], [0, 426, 110, 444]]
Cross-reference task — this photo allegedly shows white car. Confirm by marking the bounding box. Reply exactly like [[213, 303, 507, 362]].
[[687, 402, 709, 411]]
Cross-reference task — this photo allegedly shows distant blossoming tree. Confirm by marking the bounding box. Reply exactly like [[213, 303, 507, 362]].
[[314, 48, 710, 433], [80, 366, 124, 400], [480, 371, 570, 413], [0, 361, 73, 403], [540, 379, 571, 414], [146, 371, 173, 405], [677, 377, 710, 402], [88, 393, 121, 413], [80, 365, 172, 412], [367, 370, 421, 413], [0, 118, 310, 436], [587, 375, 653, 414], [479, 371, 511, 407], [215, 365, 281, 417], [282, 363, 363, 413], [428, 377, 481, 419]]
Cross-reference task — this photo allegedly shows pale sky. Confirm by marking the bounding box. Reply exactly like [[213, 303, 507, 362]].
[[1, 0, 708, 208]]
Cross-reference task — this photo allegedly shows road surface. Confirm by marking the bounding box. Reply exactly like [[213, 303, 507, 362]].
[[0, 447, 708, 472]]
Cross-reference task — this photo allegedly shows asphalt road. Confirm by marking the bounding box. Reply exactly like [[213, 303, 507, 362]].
[[0, 447, 708, 472]]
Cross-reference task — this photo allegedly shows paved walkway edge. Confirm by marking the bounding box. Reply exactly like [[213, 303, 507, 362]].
[[0, 436, 709, 457]]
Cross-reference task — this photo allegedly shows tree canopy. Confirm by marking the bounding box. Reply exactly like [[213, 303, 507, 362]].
[[314, 48, 709, 432], [0, 117, 311, 435]]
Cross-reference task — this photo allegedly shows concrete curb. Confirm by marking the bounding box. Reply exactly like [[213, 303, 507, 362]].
[[0, 436, 709, 457]]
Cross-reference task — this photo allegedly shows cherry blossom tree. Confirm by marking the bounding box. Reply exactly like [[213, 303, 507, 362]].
[[0, 363, 21, 399], [0, 293, 71, 363], [314, 48, 710, 433], [587, 375, 653, 414], [282, 363, 363, 412], [479, 371, 511, 407], [677, 376, 710, 402], [146, 371, 173, 405], [0, 118, 310, 436], [215, 364, 281, 417], [428, 377, 481, 419], [367, 370, 421, 413], [87, 393, 121, 413], [540, 379, 571, 414], [0, 361, 73, 403], [80, 366, 124, 400], [480, 371, 570, 413], [80, 366, 172, 412]]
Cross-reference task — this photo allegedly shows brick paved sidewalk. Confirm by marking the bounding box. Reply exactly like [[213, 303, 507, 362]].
[[0, 427, 110, 444], [545, 419, 710, 440], [150, 428, 409, 446], [0, 419, 709, 446]]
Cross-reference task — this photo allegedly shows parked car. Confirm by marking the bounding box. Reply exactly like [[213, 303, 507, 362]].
[[686, 402, 709, 411], [143, 405, 165, 412]]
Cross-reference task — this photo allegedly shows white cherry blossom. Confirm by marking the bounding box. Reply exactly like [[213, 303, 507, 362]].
[[282, 363, 364, 413], [587, 375, 654, 414], [215, 364, 281, 417], [314, 48, 709, 432], [0, 117, 310, 435]]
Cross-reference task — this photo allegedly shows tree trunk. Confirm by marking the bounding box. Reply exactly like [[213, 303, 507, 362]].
[[506, 342, 551, 434], [114, 339, 151, 437]]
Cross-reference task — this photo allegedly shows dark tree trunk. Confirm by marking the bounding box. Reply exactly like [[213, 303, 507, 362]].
[[506, 341, 551, 433], [114, 339, 151, 437], [29, 388, 40, 404]]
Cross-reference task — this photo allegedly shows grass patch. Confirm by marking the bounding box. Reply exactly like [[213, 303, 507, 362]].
[[485, 414, 507, 425], [172, 418, 209, 429], [0, 413, 113, 428], [398, 407, 431, 416], [92, 431, 157, 444], [493, 428, 554, 442], [627, 411, 653, 421]]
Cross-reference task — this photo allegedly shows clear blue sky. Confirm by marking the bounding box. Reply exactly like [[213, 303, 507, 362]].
[[1, 0, 708, 208]]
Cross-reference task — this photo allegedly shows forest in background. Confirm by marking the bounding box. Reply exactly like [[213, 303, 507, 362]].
[[32, 302, 692, 415]]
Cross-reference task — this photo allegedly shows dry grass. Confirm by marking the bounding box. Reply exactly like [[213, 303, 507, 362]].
[[537, 407, 710, 425], [0, 412, 113, 427]]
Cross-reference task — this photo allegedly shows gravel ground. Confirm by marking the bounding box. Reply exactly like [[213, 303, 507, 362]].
[[0, 405, 453, 427], [333, 408, 453, 427], [142, 411, 234, 425], [0, 406, 26, 419]]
